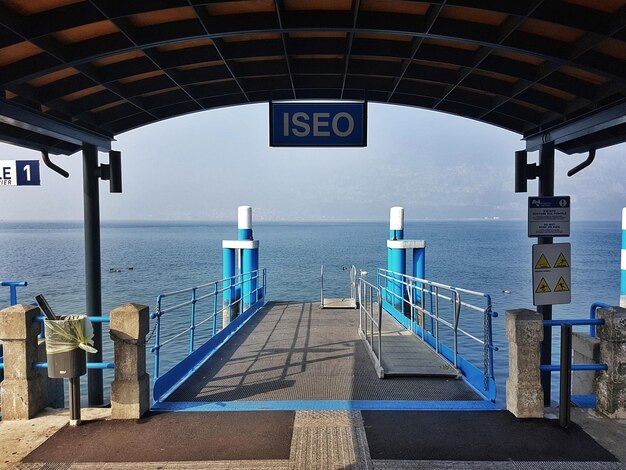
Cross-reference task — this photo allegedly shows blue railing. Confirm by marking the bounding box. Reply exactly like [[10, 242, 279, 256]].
[[540, 307, 610, 408], [1, 281, 28, 380], [1, 281, 27, 307], [376, 268, 498, 402], [151, 268, 267, 403]]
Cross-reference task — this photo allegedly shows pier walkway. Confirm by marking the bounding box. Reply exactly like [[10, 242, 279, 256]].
[[5, 302, 626, 468], [160, 301, 477, 407]]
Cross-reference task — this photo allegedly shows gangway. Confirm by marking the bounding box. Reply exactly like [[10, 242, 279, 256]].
[[357, 277, 458, 379], [363, 269, 497, 401], [320, 264, 357, 309]]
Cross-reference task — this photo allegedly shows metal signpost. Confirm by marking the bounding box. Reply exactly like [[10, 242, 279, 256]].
[[0, 160, 40, 186], [528, 196, 570, 237], [532, 242, 571, 306], [270, 101, 367, 147]]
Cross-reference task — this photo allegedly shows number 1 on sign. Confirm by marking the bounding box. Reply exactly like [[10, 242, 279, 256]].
[[23, 164, 30, 182]]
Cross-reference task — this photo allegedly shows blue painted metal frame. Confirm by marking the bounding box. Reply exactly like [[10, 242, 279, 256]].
[[153, 298, 266, 403], [152, 399, 502, 412], [382, 300, 497, 402]]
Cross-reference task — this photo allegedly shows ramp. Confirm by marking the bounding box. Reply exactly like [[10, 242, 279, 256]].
[[379, 312, 458, 377], [321, 297, 357, 309]]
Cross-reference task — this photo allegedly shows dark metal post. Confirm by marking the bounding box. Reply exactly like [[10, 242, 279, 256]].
[[559, 323, 572, 428], [82, 144, 103, 406], [69, 377, 81, 425], [538, 141, 555, 406]]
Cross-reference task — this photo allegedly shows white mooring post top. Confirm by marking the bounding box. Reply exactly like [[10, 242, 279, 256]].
[[622, 207, 626, 230], [390, 206, 404, 230], [238, 205, 252, 229]]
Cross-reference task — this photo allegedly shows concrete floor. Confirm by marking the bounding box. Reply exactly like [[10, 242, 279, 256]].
[[2, 406, 625, 469]]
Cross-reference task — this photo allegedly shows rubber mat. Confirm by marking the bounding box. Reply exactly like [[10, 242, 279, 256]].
[[362, 411, 618, 462], [22, 411, 294, 463]]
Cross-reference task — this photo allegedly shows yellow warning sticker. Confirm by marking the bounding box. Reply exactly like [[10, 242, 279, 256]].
[[554, 276, 570, 292], [554, 253, 569, 268], [536, 278, 551, 293], [535, 254, 551, 270]]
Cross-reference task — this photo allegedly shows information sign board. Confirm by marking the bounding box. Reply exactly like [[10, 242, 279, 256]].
[[528, 196, 570, 237], [532, 243, 571, 306], [0, 160, 40, 186], [270, 101, 367, 147]]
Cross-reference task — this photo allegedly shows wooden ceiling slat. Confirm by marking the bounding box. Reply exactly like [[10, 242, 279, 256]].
[[54, 20, 118, 44], [130, 8, 197, 28], [360, 0, 428, 15], [28, 67, 79, 87], [206, 0, 275, 16], [0, 41, 43, 66], [439, 6, 507, 27], [4, 0, 81, 15], [284, 0, 351, 11]]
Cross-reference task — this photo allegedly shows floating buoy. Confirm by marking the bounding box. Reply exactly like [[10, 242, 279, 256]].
[[502, 289, 511, 294]]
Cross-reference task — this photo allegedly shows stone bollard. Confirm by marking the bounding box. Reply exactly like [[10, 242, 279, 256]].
[[110, 303, 150, 419], [596, 306, 626, 418], [572, 332, 600, 395], [0, 304, 46, 419], [506, 309, 544, 418]]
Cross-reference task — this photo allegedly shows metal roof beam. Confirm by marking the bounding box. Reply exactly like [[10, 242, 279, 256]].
[[0, 98, 112, 152], [386, 1, 445, 103], [340, 0, 361, 99], [524, 101, 626, 152], [191, 4, 250, 103], [274, 0, 296, 99]]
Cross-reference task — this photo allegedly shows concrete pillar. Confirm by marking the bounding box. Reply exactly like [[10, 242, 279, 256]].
[[572, 332, 600, 395], [0, 304, 46, 419], [596, 306, 626, 418], [110, 303, 150, 419], [506, 309, 544, 418]]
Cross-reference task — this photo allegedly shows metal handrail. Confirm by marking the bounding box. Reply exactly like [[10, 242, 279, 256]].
[[151, 268, 266, 382], [377, 268, 498, 396], [357, 277, 383, 377], [320, 264, 357, 307]]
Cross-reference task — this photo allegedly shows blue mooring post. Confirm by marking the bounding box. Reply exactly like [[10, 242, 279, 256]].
[[222, 247, 236, 326], [412, 247, 425, 303], [387, 207, 406, 311], [239, 206, 259, 310], [222, 206, 260, 323], [621, 207, 626, 308]]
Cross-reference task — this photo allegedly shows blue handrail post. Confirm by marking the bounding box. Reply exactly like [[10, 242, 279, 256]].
[[1, 281, 27, 306], [189, 288, 197, 354], [153, 295, 162, 382], [213, 281, 218, 336], [589, 302, 611, 337]]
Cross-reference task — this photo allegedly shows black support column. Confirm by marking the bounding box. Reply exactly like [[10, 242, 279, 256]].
[[538, 142, 555, 406], [82, 143, 103, 406]]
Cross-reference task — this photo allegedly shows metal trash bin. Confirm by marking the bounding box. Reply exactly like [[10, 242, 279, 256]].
[[46, 344, 86, 378], [43, 315, 96, 425]]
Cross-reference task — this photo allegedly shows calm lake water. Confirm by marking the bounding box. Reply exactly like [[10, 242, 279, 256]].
[[0, 220, 622, 404]]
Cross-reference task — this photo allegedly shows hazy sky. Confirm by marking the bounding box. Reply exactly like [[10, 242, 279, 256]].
[[0, 102, 624, 222]]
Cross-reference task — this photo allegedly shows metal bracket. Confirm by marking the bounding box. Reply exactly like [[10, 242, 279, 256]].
[[41, 151, 69, 178], [567, 149, 596, 177]]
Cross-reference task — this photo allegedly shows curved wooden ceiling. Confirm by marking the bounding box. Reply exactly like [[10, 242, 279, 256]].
[[1, 0, 626, 154]]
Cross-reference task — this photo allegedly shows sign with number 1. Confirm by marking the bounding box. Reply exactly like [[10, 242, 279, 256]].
[[0, 160, 40, 186]]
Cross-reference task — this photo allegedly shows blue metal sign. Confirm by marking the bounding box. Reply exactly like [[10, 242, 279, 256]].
[[270, 102, 367, 147], [528, 196, 570, 237], [0, 160, 40, 186]]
